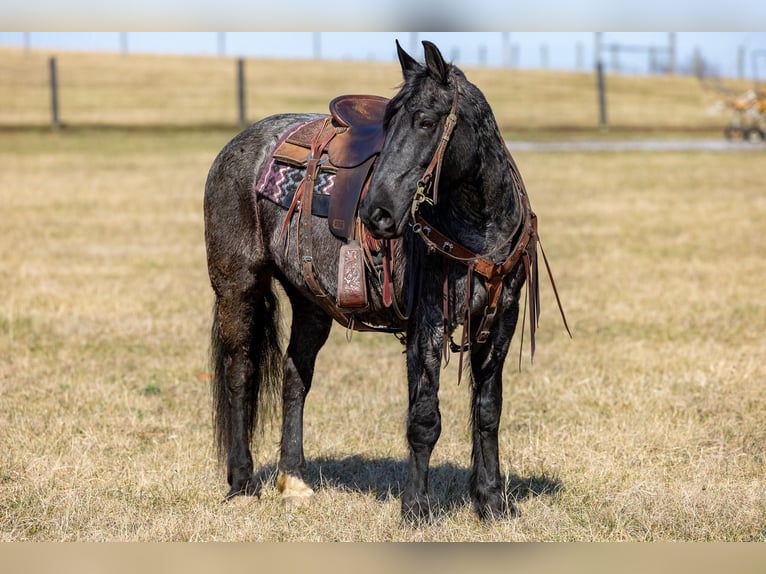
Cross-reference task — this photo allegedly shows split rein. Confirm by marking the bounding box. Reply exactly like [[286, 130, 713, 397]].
[[408, 83, 571, 374]]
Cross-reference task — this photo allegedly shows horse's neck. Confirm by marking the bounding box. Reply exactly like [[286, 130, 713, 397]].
[[443, 141, 521, 257]]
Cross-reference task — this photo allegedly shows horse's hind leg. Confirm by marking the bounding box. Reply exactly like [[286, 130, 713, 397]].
[[211, 272, 282, 499], [277, 287, 332, 506]]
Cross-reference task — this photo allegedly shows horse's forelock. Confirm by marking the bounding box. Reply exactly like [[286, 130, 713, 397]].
[[384, 65, 461, 130]]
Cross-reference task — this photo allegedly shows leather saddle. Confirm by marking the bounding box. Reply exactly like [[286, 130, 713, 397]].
[[272, 94, 388, 240]]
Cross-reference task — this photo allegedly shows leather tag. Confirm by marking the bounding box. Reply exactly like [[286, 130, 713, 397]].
[[337, 240, 368, 309]]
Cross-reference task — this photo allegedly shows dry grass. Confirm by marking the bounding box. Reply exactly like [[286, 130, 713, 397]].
[[1, 50, 765, 541]]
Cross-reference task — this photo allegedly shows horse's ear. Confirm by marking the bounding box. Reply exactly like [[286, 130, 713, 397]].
[[396, 39, 421, 77], [422, 41, 450, 85]]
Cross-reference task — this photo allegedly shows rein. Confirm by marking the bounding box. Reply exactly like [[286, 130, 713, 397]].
[[409, 82, 571, 374]]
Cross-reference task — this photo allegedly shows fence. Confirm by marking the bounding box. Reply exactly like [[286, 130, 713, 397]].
[[0, 47, 745, 133], [1, 50, 265, 129], [0, 49, 429, 130]]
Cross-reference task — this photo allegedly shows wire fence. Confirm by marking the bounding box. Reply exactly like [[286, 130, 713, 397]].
[[0, 49, 405, 130], [1, 50, 262, 129], [0, 46, 749, 133]]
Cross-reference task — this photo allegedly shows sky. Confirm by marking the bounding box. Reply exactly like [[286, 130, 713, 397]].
[[1, 1, 765, 79], [1, 32, 765, 79]]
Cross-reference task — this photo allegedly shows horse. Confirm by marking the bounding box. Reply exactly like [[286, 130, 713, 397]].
[[203, 40, 567, 523]]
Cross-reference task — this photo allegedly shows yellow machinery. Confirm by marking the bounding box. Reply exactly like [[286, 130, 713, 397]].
[[723, 88, 766, 141]]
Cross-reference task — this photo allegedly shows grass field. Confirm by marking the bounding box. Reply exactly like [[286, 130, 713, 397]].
[[1, 48, 765, 541]]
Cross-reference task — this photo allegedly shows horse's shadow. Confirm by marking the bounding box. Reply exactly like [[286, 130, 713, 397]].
[[251, 455, 562, 518]]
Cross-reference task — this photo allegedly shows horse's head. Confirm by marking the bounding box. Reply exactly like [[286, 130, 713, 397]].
[[360, 40, 478, 239]]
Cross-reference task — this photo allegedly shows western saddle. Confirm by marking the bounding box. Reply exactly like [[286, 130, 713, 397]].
[[272, 94, 391, 325], [273, 94, 388, 241]]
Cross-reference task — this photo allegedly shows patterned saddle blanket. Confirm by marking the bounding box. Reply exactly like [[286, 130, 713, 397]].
[[254, 131, 335, 218]]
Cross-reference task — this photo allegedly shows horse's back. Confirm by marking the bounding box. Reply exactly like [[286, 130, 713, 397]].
[[205, 113, 321, 205], [203, 113, 322, 282]]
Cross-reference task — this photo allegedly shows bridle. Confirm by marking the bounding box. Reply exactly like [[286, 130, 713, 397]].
[[410, 86, 459, 211], [407, 80, 570, 373]]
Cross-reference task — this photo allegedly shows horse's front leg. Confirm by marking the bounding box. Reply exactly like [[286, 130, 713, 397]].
[[277, 291, 332, 507], [402, 306, 443, 524], [469, 301, 519, 520]]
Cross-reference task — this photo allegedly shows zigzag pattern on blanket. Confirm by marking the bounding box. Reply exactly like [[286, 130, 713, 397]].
[[255, 158, 336, 217]]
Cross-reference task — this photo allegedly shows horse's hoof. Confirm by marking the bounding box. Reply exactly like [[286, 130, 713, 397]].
[[277, 471, 315, 506], [401, 495, 436, 526], [474, 492, 517, 521], [224, 480, 260, 502]]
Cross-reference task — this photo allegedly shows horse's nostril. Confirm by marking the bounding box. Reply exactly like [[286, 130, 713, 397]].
[[370, 207, 395, 231]]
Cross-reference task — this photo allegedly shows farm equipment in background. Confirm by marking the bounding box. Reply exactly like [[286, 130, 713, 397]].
[[704, 49, 766, 142], [722, 88, 766, 141]]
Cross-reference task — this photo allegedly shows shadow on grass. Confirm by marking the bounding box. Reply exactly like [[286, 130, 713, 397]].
[[250, 454, 561, 518]]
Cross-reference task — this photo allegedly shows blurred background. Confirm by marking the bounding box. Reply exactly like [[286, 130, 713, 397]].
[[2, 32, 765, 139], [2, 32, 763, 77]]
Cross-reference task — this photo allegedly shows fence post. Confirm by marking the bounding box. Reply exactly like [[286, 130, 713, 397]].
[[596, 61, 607, 130], [237, 58, 247, 129], [668, 32, 676, 75], [738, 46, 745, 80], [49, 56, 60, 130], [595, 33, 608, 130], [501, 32, 510, 67]]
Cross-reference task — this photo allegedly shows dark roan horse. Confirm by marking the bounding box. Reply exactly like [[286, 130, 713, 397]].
[[204, 40, 568, 523]]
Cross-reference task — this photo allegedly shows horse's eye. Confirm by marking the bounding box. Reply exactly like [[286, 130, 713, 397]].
[[415, 113, 436, 131]]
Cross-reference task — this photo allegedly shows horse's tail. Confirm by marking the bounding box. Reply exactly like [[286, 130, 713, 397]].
[[210, 285, 283, 464]]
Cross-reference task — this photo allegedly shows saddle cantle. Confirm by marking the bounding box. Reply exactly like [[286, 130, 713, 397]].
[[272, 94, 388, 241], [327, 94, 388, 168]]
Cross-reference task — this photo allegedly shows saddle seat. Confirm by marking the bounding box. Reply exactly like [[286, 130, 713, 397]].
[[328, 94, 388, 167], [272, 94, 388, 240]]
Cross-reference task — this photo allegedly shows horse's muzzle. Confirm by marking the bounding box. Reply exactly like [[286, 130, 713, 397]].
[[360, 205, 398, 239]]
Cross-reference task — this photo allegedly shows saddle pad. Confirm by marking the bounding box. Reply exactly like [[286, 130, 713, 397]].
[[255, 160, 334, 217], [253, 119, 336, 218]]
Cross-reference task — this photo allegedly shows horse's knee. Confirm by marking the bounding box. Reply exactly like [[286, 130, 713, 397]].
[[406, 399, 442, 449], [277, 471, 314, 507]]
